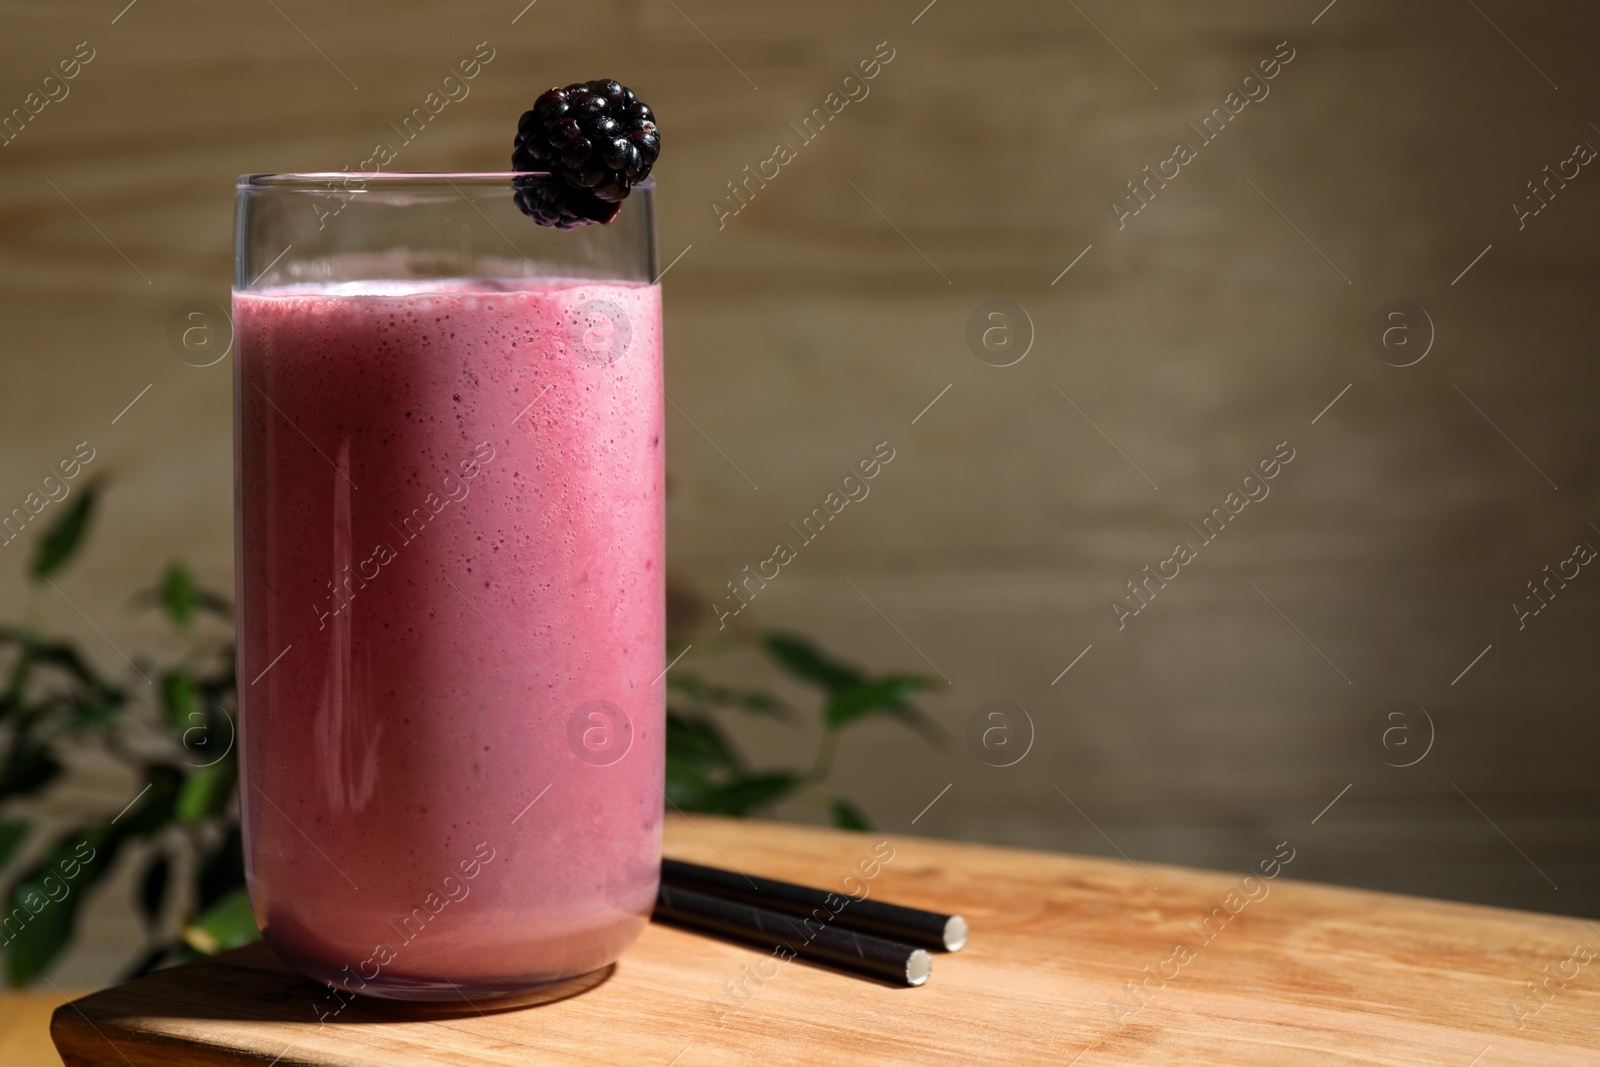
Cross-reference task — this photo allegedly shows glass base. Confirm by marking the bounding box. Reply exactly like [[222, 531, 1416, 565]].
[[339, 964, 615, 1007], [264, 913, 646, 1009]]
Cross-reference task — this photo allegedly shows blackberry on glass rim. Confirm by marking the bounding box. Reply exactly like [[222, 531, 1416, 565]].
[[513, 78, 660, 229]]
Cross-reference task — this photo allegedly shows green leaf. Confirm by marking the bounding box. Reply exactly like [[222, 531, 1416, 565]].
[[875, 703, 948, 748], [701, 772, 801, 816], [824, 674, 935, 728], [28, 479, 101, 581], [1, 629, 35, 716], [666, 712, 742, 772], [60, 826, 120, 892], [175, 763, 236, 825], [0, 819, 27, 869], [664, 757, 714, 812], [116, 766, 183, 839], [0, 830, 110, 986], [0, 736, 63, 800], [182, 887, 260, 955], [3, 882, 76, 986], [132, 566, 231, 624], [762, 633, 865, 696], [138, 854, 169, 926], [668, 671, 792, 720], [665, 671, 708, 695], [830, 798, 870, 831], [734, 692, 791, 717], [159, 671, 199, 730], [158, 563, 197, 627], [23, 638, 122, 706], [63, 698, 122, 734], [30, 639, 109, 688]]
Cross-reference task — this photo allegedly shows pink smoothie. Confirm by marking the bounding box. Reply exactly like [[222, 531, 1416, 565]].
[[234, 277, 663, 999]]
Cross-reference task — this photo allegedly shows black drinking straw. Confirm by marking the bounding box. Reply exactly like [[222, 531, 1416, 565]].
[[652, 883, 932, 987], [660, 858, 967, 952]]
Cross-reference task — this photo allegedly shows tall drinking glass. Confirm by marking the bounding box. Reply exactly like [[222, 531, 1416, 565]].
[[233, 173, 663, 1001]]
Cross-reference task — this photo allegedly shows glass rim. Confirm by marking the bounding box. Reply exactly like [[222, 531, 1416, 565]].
[[237, 172, 656, 191]]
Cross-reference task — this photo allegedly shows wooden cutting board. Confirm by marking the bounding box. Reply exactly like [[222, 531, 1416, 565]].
[[51, 815, 1600, 1065]]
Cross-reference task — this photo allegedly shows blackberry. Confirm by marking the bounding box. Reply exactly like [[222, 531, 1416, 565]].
[[512, 79, 660, 228]]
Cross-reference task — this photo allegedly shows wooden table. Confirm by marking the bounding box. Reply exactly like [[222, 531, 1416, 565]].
[[4, 990, 74, 1067], [51, 816, 1600, 1065]]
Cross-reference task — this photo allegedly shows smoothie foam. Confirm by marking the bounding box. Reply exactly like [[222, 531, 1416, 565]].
[[234, 277, 663, 996]]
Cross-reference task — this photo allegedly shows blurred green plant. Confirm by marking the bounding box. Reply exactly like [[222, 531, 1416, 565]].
[[666, 634, 944, 830], [0, 482, 250, 987], [1, 486, 942, 987]]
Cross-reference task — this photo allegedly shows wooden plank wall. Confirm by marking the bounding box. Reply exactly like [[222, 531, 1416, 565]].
[[1, 0, 1596, 980]]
